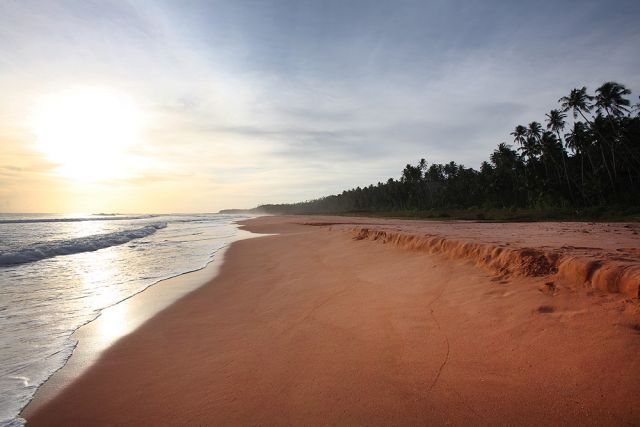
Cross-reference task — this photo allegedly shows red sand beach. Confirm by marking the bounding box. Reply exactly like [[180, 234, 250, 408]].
[[24, 216, 640, 425]]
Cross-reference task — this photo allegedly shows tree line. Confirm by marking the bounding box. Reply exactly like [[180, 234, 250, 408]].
[[255, 82, 640, 217]]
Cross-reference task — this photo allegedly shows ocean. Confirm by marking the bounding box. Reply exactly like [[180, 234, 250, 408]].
[[0, 213, 250, 426]]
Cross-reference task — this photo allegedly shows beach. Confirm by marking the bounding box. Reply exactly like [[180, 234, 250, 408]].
[[24, 216, 640, 425]]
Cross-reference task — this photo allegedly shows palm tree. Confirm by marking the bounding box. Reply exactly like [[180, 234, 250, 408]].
[[560, 87, 614, 188], [564, 122, 588, 155], [595, 82, 632, 117], [511, 125, 527, 146], [511, 124, 538, 202], [595, 82, 639, 174], [540, 131, 570, 194], [490, 143, 518, 168], [511, 123, 541, 162], [490, 143, 521, 206], [522, 122, 543, 161], [559, 87, 594, 122], [565, 122, 588, 187], [545, 109, 566, 138], [535, 132, 561, 194], [526, 121, 543, 141], [512, 125, 533, 163], [545, 109, 571, 193]]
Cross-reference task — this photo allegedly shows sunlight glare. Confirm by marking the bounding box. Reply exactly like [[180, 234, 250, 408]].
[[98, 302, 128, 344], [32, 87, 144, 181]]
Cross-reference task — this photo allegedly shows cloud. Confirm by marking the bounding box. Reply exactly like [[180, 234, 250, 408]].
[[1, 0, 639, 211]]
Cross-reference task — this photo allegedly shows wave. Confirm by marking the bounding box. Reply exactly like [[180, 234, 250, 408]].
[[0, 215, 156, 225], [0, 223, 167, 266]]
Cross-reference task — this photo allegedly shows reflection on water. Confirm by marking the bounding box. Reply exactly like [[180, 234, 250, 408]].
[[76, 249, 128, 344], [0, 213, 247, 426], [78, 248, 119, 311], [74, 218, 110, 239]]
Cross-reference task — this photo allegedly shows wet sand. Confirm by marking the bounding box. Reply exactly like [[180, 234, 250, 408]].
[[25, 216, 640, 425]]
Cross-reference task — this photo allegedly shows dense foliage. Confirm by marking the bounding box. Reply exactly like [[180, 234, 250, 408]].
[[257, 82, 640, 216]]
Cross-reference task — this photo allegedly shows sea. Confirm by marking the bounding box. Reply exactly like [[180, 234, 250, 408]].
[[0, 213, 251, 426]]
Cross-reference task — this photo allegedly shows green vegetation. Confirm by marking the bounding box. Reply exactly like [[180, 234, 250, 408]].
[[255, 82, 640, 220]]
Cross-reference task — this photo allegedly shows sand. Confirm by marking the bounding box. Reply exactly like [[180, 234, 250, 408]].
[[25, 216, 640, 425]]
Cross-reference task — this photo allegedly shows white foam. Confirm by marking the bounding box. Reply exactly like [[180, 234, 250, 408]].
[[0, 223, 167, 266]]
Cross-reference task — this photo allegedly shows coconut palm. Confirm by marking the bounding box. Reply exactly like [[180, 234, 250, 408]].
[[521, 122, 542, 161], [595, 82, 632, 117], [595, 82, 640, 174], [510, 125, 527, 146], [560, 87, 615, 188], [490, 143, 518, 168], [545, 109, 572, 192], [490, 143, 522, 205], [540, 130, 571, 194], [526, 121, 543, 141], [545, 110, 566, 139], [559, 87, 594, 122], [565, 122, 593, 188]]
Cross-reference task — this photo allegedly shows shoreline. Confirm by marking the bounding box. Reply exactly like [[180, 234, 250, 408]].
[[20, 226, 259, 421], [24, 216, 640, 425]]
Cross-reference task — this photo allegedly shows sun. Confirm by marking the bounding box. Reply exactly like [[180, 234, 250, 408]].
[[32, 86, 144, 181]]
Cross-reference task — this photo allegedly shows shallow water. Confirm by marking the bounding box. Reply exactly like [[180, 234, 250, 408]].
[[0, 213, 249, 426]]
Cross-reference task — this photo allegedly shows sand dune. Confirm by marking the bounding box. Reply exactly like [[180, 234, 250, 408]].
[[25, 216, 640, 426]]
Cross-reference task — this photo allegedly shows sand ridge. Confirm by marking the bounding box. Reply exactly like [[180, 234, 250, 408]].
[[346, 226, 640, 298]]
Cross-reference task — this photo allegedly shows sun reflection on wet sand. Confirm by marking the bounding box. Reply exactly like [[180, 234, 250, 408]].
[[73, 243, 132, 347], [98, 302, 128, 344]]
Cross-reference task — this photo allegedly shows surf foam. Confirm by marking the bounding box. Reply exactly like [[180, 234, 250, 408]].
[[0, 222, 167, 266]]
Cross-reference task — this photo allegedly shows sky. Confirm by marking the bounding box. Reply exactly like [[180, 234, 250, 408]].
[[1, 0, 639, 213]]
